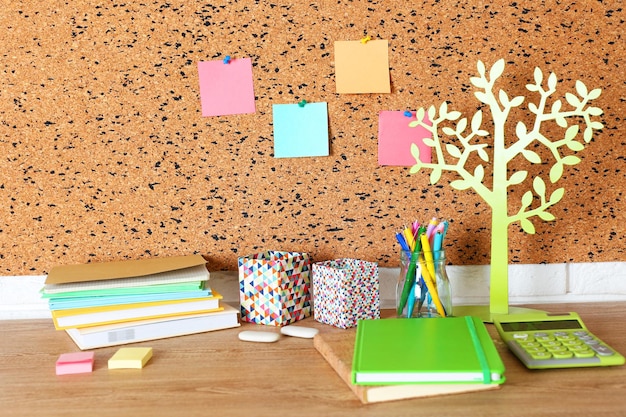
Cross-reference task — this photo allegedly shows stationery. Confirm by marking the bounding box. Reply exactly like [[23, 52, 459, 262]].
[[51, 291, 223, 329], [108, 347, 153, 369], [44, 281, 208, 300], [44, 255, 222, 331], [397, 226, 423, 316], [314, 316, 502, 404], [197, 57, 256, 116], [44, 255, 209, 293], [272, 101, 329, 158], [419, 233, 445, 317], [334, 39, 390, 93], [352, 317, 505, 385], [378, 110, 432, 166], [55, 351, 95, 375], [48, 287, 213, 310], [65, 303, 240, 350], [395, 218, 450, 317]]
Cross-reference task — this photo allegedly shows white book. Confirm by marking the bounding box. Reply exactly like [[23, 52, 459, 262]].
[[65, 303, 240, 350]]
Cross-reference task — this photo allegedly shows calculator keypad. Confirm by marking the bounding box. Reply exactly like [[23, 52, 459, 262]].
[[509, 330, 617, 366]]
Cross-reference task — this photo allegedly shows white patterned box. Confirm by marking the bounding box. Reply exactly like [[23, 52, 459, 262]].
[[312, 259, 380, 329], [238, 251, 311, 326]]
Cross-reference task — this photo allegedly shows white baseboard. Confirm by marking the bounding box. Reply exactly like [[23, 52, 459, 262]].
[[2, 262, 625, 320]]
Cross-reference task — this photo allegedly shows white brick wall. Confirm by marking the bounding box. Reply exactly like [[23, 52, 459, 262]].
[[2, 262, 625, 320]]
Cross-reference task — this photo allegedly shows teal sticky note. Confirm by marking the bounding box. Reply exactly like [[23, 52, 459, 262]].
[[273, 102, 329, 158]]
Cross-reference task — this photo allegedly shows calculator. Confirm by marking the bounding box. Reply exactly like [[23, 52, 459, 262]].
[[493, 312, 625, 369]]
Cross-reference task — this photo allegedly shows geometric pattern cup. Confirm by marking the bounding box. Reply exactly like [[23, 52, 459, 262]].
[[238, 251, 311, 326], [312, 258, 380, 329]]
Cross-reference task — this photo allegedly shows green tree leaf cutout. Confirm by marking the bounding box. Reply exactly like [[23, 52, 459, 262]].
[[409, 59, 604, 316]]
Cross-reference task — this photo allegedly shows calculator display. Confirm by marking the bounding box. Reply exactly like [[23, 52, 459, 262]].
[[500, 320, 582, 332]]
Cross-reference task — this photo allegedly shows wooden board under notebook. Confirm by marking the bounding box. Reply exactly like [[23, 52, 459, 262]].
[[313, 325, 501, 404]]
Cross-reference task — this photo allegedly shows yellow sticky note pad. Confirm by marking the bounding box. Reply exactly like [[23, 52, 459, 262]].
[[334, 39, 390, 94], [108, 347, 153, 369]]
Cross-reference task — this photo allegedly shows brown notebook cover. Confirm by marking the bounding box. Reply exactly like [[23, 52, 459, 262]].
[[313, 324, 501, 404], [46, 254, 207, 285]]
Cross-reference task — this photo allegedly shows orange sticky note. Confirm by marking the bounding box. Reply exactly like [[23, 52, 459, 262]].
[[334, 40, 390, 94]]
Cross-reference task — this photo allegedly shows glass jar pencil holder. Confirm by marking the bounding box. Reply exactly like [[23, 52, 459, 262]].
[[396, 249, 452, 318]]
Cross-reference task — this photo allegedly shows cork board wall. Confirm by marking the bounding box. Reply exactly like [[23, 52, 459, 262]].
[[1, 1, 624, 275]]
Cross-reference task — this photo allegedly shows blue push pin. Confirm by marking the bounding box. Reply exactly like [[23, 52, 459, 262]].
[[404, 110, 413, 117], [223, 55, 231, 64]]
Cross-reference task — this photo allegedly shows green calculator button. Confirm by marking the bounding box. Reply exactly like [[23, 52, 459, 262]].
[[562, 339, 583, 347], [573, 349, 595, 358], [530, 351, 552, 360], [542, 341, 561, 348], [569, 344, 589, 352], [546, 345, 568, 353], [536, 335, 555, 342], [552, 350, 574, 359], [520, 341, 541, 348], [525, 346, 547, 353]]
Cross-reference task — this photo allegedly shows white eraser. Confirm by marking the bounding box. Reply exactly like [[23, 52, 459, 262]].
[[238, 330, 280, 343], [280, 325, 319, 339]]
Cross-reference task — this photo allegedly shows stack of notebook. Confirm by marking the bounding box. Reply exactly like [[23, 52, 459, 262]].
[[42, 255, 240, 349], [314, 315, 505, 404]]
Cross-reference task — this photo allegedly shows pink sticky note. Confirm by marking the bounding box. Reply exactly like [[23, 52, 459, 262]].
[[56, 351, 95, 375], [378, 111, 432, 166], [198, 58, 256, 116]]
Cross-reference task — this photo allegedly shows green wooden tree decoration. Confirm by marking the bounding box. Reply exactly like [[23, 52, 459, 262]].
[[409, 59, 603, 319]]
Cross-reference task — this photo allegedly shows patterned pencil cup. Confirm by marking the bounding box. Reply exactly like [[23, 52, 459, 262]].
[[312, 258, 380, 329], [238, 251, 312, 326], [396, 250, 452, 318]]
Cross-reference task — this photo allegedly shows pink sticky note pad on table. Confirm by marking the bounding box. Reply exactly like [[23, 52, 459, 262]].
[[56, 351, 95, 375], [198, 57, 256, 116], [378, 111, 432, 166]]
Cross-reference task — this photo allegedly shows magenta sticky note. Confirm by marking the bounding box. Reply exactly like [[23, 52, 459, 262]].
[[56, 351, 95, 375], [198, 57, 256, 117], [378, 111, 432, 166]]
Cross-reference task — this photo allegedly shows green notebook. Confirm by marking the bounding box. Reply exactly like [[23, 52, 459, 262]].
[[352, 316, 506, 385]]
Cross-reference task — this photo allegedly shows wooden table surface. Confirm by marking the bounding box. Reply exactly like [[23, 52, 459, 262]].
[[1, 302, 625, 417]]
